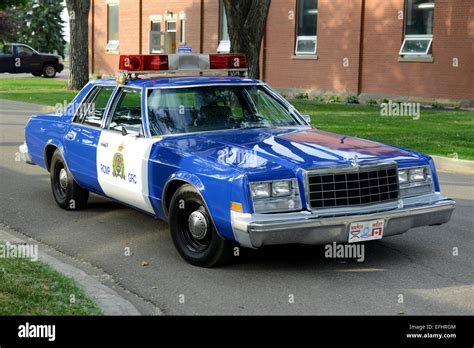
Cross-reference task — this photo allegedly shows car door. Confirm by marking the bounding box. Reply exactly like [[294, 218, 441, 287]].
[[13, 45, 39, 73], [96, 87, 157, 214], [63, 84, 116, 194], [0, 44, 14, 73]]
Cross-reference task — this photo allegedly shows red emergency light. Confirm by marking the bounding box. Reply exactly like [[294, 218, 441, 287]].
[[118, 53, 247, 75], [209, 54, 247, 70]]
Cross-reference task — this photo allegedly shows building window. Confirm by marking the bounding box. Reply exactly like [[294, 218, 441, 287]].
[[166, 20, 177, 53], [295, 0, 317, 55], [217, 0, 230, 53], [180, 19, 186, 44], [151, 21, 161, 33], [106, 2, 119, 52], [150, 20, 162, 53], [399, 0, 435, 56]]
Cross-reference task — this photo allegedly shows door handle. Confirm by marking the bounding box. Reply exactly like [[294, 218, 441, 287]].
[[65, 132, 74, 140], [100, 142, 109, 148]]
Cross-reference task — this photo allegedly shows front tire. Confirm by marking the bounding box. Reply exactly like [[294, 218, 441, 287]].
[[50, 149, 89, 210], [42, 64, 57, 78], [169, 185, 234, 267]]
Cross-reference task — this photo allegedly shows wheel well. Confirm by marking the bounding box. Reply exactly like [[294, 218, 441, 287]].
[[44, 145, 58, 171], [163, 180, 189, 216], [42, 62, 56, 71]]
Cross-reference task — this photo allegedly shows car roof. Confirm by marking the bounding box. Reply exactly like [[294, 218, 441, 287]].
[[92, 76, 262, 89]]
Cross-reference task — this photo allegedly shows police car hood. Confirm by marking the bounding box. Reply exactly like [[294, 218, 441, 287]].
[[159, 127, 426, 179]]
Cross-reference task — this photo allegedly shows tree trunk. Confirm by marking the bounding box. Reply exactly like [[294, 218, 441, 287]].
[[223, 0, 271, 79], [66, 0, 90, 90]]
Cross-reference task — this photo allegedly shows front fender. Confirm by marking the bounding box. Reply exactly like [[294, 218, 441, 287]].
[[168, 171, 206, 191], [165, 171, 237, 241]]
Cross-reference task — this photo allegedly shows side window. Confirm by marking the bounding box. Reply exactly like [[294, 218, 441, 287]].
[[108, 89, 143, 134], [73, 86, 115, 127], [1, 44, 13, 55], [16, 45, 34, 57]]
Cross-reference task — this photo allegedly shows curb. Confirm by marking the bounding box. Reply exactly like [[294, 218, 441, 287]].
[[0, 229, 142, 316], [432, 156, 474, 176]]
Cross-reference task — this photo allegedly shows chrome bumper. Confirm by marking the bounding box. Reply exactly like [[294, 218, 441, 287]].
[[231, 193, 455, 248], [19, 143, 35, 165]]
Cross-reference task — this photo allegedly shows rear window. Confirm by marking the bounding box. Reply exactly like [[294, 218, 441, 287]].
[[0, 43, 12, 55]]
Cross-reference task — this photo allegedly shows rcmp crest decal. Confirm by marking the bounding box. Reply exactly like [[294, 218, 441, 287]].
[[112, 143, 126, 179]]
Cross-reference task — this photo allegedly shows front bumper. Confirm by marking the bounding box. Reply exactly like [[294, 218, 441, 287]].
[[231, 193, 455, 248], [19, 143, 35, 165], [57, 63, 64, 73]]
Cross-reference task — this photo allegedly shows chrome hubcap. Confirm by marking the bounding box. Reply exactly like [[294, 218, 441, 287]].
[[46, 66, 55, 76], [188, 211, 208, 240], [59, 168, 68, 190]]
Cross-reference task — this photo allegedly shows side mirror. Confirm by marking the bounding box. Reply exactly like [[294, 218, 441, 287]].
[[121, 126, 141, 137], [302, 114, 311, 124]]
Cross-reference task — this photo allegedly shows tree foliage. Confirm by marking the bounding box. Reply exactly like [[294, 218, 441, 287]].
[[17, 0, 66, 56], [0, 8, 21, 42], [223, 0, 271, 79], [0, 0, 28, 11]]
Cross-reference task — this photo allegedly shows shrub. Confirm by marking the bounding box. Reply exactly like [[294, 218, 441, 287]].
[[325, 95, 342, 103], [294, 92, 309, 100], [347, 95, 359, 104]]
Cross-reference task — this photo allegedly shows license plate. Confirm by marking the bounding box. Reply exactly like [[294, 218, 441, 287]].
[[348, 219, 385, 243]]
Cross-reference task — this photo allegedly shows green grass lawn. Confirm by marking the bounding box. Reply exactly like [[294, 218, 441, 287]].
[[0, 78, 77, 105], [0, 243, 102, 315], [0, 78, 472, 160], [293, 102, 474, 160]]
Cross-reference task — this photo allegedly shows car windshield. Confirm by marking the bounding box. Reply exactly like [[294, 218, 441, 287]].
[[147, 85, 300, 136]]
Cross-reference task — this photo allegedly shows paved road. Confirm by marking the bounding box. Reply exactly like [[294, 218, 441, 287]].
[[0, 69, 70, 80], [1, 99, 473, 315]]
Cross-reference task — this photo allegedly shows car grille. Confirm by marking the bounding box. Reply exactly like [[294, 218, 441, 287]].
[[306, 164, 399, 209]]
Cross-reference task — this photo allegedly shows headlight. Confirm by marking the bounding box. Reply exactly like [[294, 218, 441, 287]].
[[398, 169, 408, 185], [398, 166, 433, 197], [250, 182, 271, 198], [409, 167, 426, 182], [250, 179, 301, 213], [58, 56, 63, 64], [271, 181, 291, 197]]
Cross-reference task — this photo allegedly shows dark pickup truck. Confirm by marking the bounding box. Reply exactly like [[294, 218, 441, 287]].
[[0, 42, 64, 78]]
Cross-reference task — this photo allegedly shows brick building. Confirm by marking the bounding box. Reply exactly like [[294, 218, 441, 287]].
[[88, 0, 474, 103]]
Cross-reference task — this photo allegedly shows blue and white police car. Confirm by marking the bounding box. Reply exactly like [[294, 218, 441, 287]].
[[19, 53, 455, 267]]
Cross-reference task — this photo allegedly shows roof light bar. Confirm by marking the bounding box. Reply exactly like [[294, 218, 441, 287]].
[[209, 54, 247, 70], [117, 53, 248, 76]]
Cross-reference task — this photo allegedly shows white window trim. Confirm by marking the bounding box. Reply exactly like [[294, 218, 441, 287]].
[[149, 15, 163, 21], [399, 35, 433, 56], [166, 20, 177, 33], [295, 35, 317, 55], [105, 40, 119, 54], [217, 40, 230, 53], [180, 19, 186, 44], [106, 2, 119, 53]]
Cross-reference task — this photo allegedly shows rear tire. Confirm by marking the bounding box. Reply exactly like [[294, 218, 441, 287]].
[[42, 64, 57, 78], [50, 149, 89, 210], [169, 185, 234, 267]]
